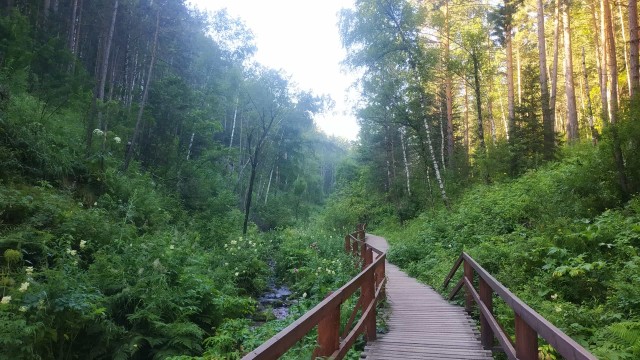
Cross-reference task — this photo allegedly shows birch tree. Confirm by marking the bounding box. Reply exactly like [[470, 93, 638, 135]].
[[562, 0, 578, 141], [536, 0, 554, 157]]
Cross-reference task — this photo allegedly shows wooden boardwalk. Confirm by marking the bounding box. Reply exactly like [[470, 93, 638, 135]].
[[361, 235, 493, 360]]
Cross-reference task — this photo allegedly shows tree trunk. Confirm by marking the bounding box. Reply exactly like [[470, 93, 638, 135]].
[[444, 0, 454, 168], [582, 47, 598, 144], [439, 91, 446, 170], [516, 46, 522, 105], [43, 0, 50, 19], [600, 0, 629, 198], [550, 0, 561, 128], [598, 0, 610, 122], [264, 164, 274, 204], [590, 0, 607, 122], [186, 132, 195, 160], [68, 0, 78, 52], [629, 0, 639, 96], [537, 0, 554, 158], [488, 79, 497, 145], [85, 0, 118, 151], [123, 10, 160, 171], [464, 82, 469, 163], [617, 2, 632, 97], [472, 51, 485, 151], [506, 24, 516, 139], [399, 127, 411, 196], [499, 90, 509, 140], [563, 0, 579, 141], [98, 0, 118, 127], [243, 155, 259, 235], [603, 0, 618, 123], [229, 95, 239, 148]]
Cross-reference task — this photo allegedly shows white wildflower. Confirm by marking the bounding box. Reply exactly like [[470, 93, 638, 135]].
[[92, 129, 104, 136], [79, 240, 87, 249], [1, 296, 11, 304], [19, 282, 29, 292], [19, 306, 27, 312], [70, 250, 77, 256], [25, 267, 34, 276], [224, 262, 229, 266], [113, 136, 121, 144], [551, 294, 558, 300], [169, 245, 175, 250], [235, 272, 239, 276], [302, 292, 307, 298]]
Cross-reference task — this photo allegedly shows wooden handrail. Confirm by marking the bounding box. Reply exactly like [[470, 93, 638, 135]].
[[444, 252, 597, 360], [243, 224, 386, 360]]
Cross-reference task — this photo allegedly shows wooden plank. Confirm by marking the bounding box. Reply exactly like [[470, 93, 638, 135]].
[[360, 235, 493, 360]]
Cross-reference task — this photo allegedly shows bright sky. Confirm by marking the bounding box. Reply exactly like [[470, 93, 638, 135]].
[[189, 0, 360, 140]]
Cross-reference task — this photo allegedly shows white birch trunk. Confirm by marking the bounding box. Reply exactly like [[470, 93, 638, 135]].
[[399, 127, 411, 196]]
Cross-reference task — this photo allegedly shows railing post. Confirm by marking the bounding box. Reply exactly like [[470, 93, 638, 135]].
[[315, 296, 340, 358], [344, 235, 350, 253], [361, 241, 368, 268], [463, 260, 474, 312], [375, 257, 385, 300], [478, 276, 494, 349], [362, 248, 376, 341], [515, 313, 538, 360]]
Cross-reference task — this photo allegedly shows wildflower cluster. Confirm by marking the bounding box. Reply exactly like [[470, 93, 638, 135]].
[[92, 129, 121, 143], [223, 237, 259, 254]]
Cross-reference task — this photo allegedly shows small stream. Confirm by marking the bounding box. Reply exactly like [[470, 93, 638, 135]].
[[257, 285, 292, 320], [255, 260, 293, 321]]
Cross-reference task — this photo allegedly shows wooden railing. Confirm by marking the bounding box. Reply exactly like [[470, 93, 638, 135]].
[[242, 224, 386, 360], [443, 252, 597, 360]]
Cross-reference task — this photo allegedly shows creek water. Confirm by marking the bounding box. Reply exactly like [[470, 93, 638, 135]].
[[256, 260, 293, 320], [257, 284, 292, 320]]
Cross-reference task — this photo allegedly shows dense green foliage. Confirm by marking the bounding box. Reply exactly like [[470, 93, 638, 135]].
[[3, 0, 640, 358], [0, 1, 356, 359], [374, 145, 640, 358]]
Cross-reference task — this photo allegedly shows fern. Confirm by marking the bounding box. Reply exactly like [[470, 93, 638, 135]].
[[608, 322, 640, 355]]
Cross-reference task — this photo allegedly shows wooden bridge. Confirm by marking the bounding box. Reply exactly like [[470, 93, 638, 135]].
[[243, 226, 597, 360]]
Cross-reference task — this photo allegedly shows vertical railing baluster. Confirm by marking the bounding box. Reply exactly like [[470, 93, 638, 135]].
[[345, 235, 350, 253], [479, 277, 494, 349], [463, 260, 474, 312], [515, 313, 538, 360], [362, 247, 376, 341], [361, 241, 367, 268], [315, 295, 340, 358]]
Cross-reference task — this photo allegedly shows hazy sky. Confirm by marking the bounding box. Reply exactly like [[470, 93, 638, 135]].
[[189, 0, 360, 140]]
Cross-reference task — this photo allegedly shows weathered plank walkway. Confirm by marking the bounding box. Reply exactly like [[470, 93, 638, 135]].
[[361, 234, 493, 360]]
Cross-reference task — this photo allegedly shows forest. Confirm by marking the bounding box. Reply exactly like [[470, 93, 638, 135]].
[[0, 0, 639, 359]]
